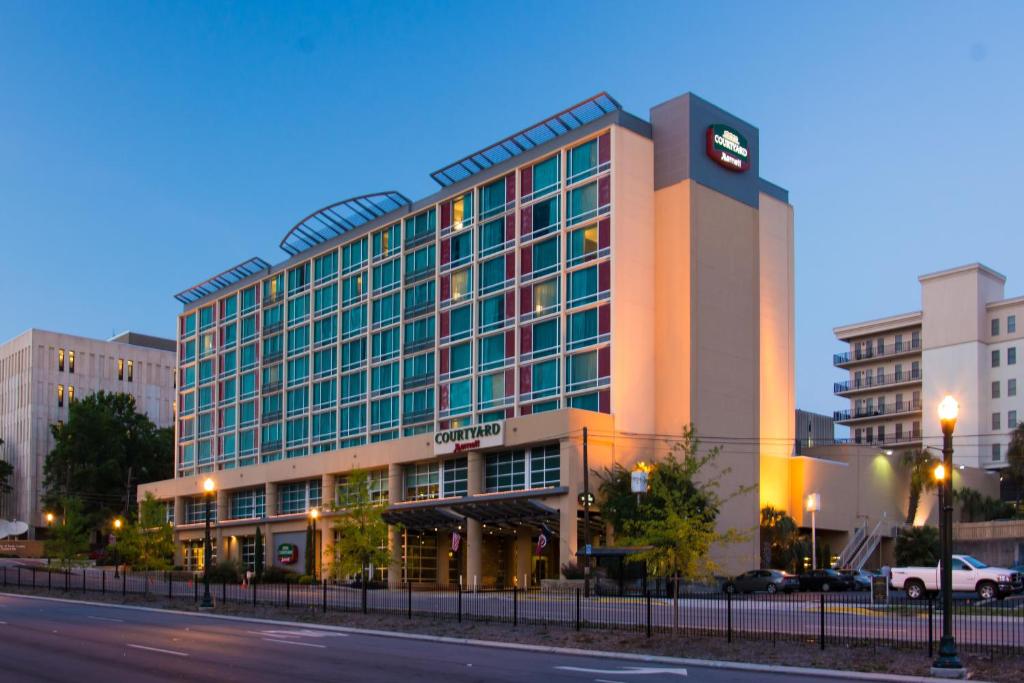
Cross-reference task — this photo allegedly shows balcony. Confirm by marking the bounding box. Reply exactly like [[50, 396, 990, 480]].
[[833, 339, 921, 367], [404, 230, 435, 250], [403, 373, 434, 390], [834, 370, 922, 395], [833, 399, 922, 423]]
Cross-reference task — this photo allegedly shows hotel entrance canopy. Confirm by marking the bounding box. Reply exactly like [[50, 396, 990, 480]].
[[382, 488, 566, 532]]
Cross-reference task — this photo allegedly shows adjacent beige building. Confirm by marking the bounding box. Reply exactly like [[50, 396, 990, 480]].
[[0, 329, 176, 535]]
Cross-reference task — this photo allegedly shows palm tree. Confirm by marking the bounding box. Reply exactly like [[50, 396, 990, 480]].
[[901, 449, 938, 524], [760, 506, 798, 570]]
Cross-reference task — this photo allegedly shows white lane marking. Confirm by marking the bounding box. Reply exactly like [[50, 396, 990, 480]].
[[0, 621, 7, 625], [88, 616, 124, 623], [262, 637, 326, 648], [126, 643, 189, 657], [247, 628, 347, 639], [556, 666, 687, 677], [595, 679, 627, 683]]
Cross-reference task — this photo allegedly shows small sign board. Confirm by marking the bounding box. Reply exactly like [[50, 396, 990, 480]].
[[585, 544, 593, 556], [871, 574, 889, 605], [433, 422, 504, 456]]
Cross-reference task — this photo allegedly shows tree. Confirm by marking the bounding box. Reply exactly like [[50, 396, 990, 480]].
[[1007, 424, 1024, 507], [901, 449, 938, 524], [115, 493, 175, 570], [760, 506, 800, 571], [895, 525, 940, 567], [254, 526, 265, 579], [305, 522, 316, 577], [329, 470, 390, 584], [598, 426, 752, 630], [44, 497, 91, 567], [0, 437, 13, 496], [43, 391, 172, 536], [954, 486, 1017, 522]]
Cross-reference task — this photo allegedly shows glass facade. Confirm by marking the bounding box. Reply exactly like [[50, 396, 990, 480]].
[[175, 131, 612, 475]]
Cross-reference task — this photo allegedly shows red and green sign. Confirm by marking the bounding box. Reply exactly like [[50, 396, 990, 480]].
[[706, 124, 750, 172], [277, 543, 298, 565]]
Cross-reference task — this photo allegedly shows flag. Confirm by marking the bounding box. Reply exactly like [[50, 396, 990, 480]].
[[451, 530, 461, 553], [535, 526, 550, 556]]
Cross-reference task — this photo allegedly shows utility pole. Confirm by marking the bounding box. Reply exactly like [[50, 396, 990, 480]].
[[123, 466, 133, 518], [582, 427, 591, 598]]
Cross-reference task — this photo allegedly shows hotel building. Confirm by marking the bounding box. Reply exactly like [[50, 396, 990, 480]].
[[141, 91, 798, 583], [0, 329, 176, 535], [833, 263, 1023, 472]]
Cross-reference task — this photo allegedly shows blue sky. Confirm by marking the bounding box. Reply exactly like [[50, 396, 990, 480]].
[[1, 2, 1022, 419]]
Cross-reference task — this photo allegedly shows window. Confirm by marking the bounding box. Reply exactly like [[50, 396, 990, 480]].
[[450, 304, 472, 340], [342, 273, 365, 306], [372, 259, 401, 294], [449, 342, 471, 378], [531, 359, 559, 398], [229, 488, 265, 520], [288, 264, 309, 293], [480, 178, 506, 218], [373, 223, 401, 260], [58, 348, 64, 372], [568, 182, 599, 225], [67, 385, 74, 402], [373, 293, 401, 328], [568, 266, 598, 307], [68, 350, 75, 373], [263, 304, 284, 331], [532, 237, 559, 278], [532, 155, 560, 197], [478, 334, 506, 370], [403, 352, 434, 386], [992, 444, 1002, 461], [992, 318, 1000, 336], [340, 404, 365, 438], [531, 195, 560, 235], [478, 295, 504, 333], [992, 349, 1001, 367], [336, 469, 389, 506], [287, 326, 310, 356], [405, 281, 435, 315], [449, 230, 473, 266], [287, 356, 309, 386], [479, 256, 507, 293], [313, 316, 337, 348], [342, 238, 368, 274], [118, 358, 125, 380], [479, 218, 506, 256], [568, 309, 598, 349], [315, 284, 338, 314], [485, 450, 526, 492], [450, 267, 472, 300], [241, 315, 257, 341], [405, 462, 440, 501], [478, 371, 505, 409], [264, 274, 284, 303], [286, 416, 308, 447], [1010, 410, 1018, 429], [450, 193, 473, 231], [340, 371, 366, 403], [530, 444, 560, 488], [342, 339, 366, 370], [533, 319, 559, 357], [403, 388, 434, 422], [288, 295, 310, 325], [313, 379, 336, 410], [287, 387, 308, 417], [1009, 347, 1017, 365], [567, 351, 599, 391], [568, 139, 598, 183], [1009, 315, 1017, 333], [371, 362, 399, 395], [440, 380, 470, 418], [405, 209, 436, 246], [405, 245, 436, 279], [404, 316, 435, 351], [279, 480, 319, 515], [342, 306, 367, 338], [313, 347, 336, 378], [533, 278, 559, 316], [185, 497, 216, 524], [371, 396, 399, 430], [443, 458, 468, 497], [57, 384, 64, 407], [372, 328, 399, 362], [568, 224, 599, 265], [992, 381, 1001, 399], [241, 286, 257, 313], [1009, 378, 1017, 397], [992, 412, 1001, 430], [314, 251, 338, 283]]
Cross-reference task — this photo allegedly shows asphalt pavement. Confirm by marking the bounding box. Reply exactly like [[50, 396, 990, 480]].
[[0, 593, 890, 682]]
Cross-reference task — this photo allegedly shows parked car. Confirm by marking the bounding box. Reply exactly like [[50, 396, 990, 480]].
[[890, 554, 1023, 600], [722, 569, 799, 594], [798, 568, 854, 592], [839, 569, 875, 591]]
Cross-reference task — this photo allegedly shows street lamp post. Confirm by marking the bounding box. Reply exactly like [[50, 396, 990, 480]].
[[806, 493, 821, 570], [309, 508, 319, 582], [933, 396, 964, 677], [112, 518, 122, 579], [45, 513, 55, 566], [201, 477, 215, 609]]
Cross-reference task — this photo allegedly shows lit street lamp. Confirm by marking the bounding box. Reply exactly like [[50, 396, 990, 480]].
[[933, 395, 963, 676], [112, 518, 123, 579], [806, 493, 821, 570], [201, 477, 216, 609], [309, 508, 319, 582]]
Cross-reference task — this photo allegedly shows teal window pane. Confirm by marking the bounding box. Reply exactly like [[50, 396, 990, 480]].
[[373, 224, 401, 259], [199, 360, 214, 384], [222, 323, 237, 347], [450, 304, 472, 339], [288, 264, 309, 293], [532, 359, 559, 395], [480, 178, 506, 217], [342, 306, 367, 337], [287, 326, 309, 355], [569, 393, 599, 411], [479, 295, 504, 332], [373, 293, 400, 326], [241, 316, 257, 341], [371, 362, 399, 394], [372, 328, 399, 361], [451, 230, 473, 264], [241, 286, 257, 312], [240, 372, 256, 398], [480, 257, 505, 292], [569, 266, 598, 306], [182, 365, 196, 388], [569, 140, 597, 181], [315, 284, 338, 313], [314, 251, 338, 282], [532, 196, 559, 233], [479, 218, 505, 255], [533, 319, 559, 356], [449, 379, 471, 413], [199, 306, 214, 330], [568, 182, 598, 222], [341, 371, 366, 403], [220, 378, 236, 402], [533, 237, 559, 275], [450, 342, 471, 375], [342, 239, 367, 273], [313, 316, 337, 346], [403, 352, 434, 382], [263, 304, 283, 329], [478, 334, 505, 369], [286, 356, 309, 385], [342, 339, 366, 369], [569, 224, 599, 263], [286, 417, 308, 446], [313, 379, 337, 409], [533, 155, 559, 195], [287, 387, 308, 415], [568, 309, 598, 348], [314, 347, 337, 377], [183, 313, 196, 337]]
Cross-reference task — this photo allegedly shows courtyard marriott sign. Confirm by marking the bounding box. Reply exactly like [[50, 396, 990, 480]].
[[705, 124, 750, 172], [434, 422, 505, 456]]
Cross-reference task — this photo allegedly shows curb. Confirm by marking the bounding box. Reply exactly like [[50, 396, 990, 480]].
[[0, 591, 989, 682]]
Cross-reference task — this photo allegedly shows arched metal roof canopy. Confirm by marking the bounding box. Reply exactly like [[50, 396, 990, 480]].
[[279, 191, 411, 256], [174, 257, 272, 305], [429, 92, 622, 188]]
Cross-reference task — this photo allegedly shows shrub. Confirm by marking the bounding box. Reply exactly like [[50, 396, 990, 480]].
[[895, 525, 940, 567], [297, 575, 315, 585], [259, 566, 298, 584], [206, 560, 244, 583], [561, 561, 585, 579]]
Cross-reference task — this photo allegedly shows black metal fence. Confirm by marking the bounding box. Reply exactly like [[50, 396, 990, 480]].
[[3, 566, 1023, 657]]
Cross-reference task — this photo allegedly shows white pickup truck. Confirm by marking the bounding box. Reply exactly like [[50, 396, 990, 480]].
[[890, 554, 1023, 600]]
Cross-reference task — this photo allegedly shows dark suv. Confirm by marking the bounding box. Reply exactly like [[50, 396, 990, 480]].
[[723, 569, 799, 594], [798, 568, 855, 592]]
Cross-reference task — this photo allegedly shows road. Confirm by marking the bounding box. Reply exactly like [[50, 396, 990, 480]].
[[0, 593, 869, 682]]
